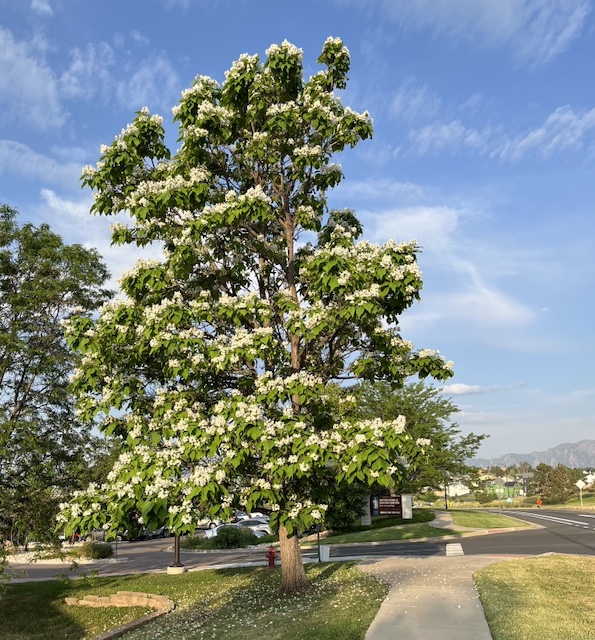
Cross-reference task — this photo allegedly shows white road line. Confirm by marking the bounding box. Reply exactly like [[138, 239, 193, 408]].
[[506, 511, 590, 527], [445, 543, 464, 557]]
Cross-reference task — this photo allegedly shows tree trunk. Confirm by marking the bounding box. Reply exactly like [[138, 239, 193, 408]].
[[278, 524, 311, 593]]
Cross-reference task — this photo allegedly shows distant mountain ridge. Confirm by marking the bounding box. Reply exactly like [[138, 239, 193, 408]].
[[470, 439, 595, 469]]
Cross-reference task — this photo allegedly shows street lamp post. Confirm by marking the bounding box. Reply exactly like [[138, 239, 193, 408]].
[[167, 535, 187, 574], [443, 472, 451, 510]]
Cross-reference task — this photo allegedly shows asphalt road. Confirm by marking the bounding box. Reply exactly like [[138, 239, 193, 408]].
[[7, 509, 595, 582], [462, 508, 595, 557], [332, 508, 595, 559]]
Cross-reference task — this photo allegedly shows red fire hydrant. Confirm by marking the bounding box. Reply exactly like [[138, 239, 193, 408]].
[[266, 545, 277, 568]]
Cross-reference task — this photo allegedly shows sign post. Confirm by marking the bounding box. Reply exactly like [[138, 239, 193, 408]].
[[494, 477, 505, 513], [576, 479, 586, 508]]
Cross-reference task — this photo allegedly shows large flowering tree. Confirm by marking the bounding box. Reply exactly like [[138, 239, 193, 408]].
[[59, 38, 453, 592]]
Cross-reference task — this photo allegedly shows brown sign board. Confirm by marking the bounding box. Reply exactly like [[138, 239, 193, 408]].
[[377, 495, 402, 516]]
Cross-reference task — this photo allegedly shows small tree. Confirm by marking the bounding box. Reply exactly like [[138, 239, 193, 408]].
[[59, 38, 452, 593], [356, 381, 485, 493], [529, 463, 582, 504]]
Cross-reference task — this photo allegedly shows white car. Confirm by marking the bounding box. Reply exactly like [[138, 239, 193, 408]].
[[232, 510, 270, 522], [239, 519, 272, 536], [205, 520, 272, 539], [248, 512, 270, 522], [195, 517, 222, 530]]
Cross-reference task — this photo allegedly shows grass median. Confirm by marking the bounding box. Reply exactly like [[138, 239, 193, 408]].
[[449, 510, 530, 529], [313, 509, 524, 545], [0, 563, 388, 640], [475, 555, 595, 640]]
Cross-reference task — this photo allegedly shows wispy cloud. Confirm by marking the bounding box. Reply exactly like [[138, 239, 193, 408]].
[[115, 52, 180, 112], [38, 190, 163, 289], [404, 104, 595, 161], [130, 30, 150, 46], [161, 0, 195, 7], [441, 383, 515, 395], [337, 178, 424, 202], [363, 202, 537, 337], [451, 280, 535, 328], [0, 27, 180, 131], [31, 0, 53, 17], [496, 105, 595, 160], [0, 27, 65, 129], [339, 0, 591, 66], [401, 276, 536, 335], [390, 79, 441, 124], [367, 204, 461, 250], [0, 140, 81, 187], [60, 44, 179, 112], [59, 42, 116, 100], [410, 120, 495, 156]]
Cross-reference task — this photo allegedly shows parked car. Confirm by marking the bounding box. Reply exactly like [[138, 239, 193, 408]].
[[238, 519, 272, 537], [141, 526, 171, 539], [85, 529, 126, 542], [195, 516, 222, 530], [231, 510, 270, 523], [248, 512, 270, 522], [204, 521, 271, 539], [204, 523, 241, 539]]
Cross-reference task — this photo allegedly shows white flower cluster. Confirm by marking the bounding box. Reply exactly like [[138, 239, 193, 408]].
[[178, 75, 219, 103], [81, 165, 96, 178], [266, 101, 297, 117], [210, 326, 273, 370], [296, 205, 318, 226], [194, 101, 232, 125], [223, 184, 272, 205], [128, 167, 210, 203], [302, 94, 341, 126], [118, 258, 163, 285], [224, 53, 259, 80], [254, 371, 324, 396], [265, 40, 303, 60], [303, 237, 422, 297], [294, 144, 322, 157], [181, 125, 209, 140], [324, 36, 346, 48]]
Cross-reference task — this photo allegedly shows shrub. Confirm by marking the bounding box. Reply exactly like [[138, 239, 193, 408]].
[[181, 536, 217, 550], [255, 534, 278, 545], [79, 542, 113, 559], [416, 491, 438, 504], [475, 491, 495, 505], [212, 526, 258, 549]]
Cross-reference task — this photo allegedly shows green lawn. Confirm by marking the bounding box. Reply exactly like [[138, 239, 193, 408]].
[[449, 510, 529, 529], [315, 508, 525, 545], [475, 555, 595, 640], [318, 522, 461, 544], [0, 563, 388, 640]]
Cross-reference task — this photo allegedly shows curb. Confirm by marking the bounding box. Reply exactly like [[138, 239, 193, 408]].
[[65, 591, 175, 640]]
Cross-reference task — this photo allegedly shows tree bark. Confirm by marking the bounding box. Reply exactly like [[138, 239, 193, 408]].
[[278, 524, 311, 593]]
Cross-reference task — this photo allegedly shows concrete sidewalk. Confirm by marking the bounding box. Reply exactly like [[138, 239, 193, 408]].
[[360, 511, 507, 639], [361, 554, 502, 640]]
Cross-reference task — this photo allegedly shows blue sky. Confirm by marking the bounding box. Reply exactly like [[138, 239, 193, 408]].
[[1, 0, 594, 459]]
